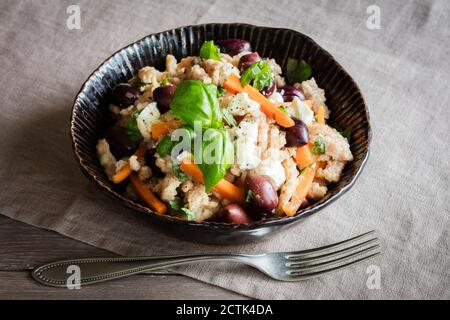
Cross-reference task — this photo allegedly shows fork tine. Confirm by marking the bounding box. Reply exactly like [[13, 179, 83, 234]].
[[286, 244, 380, 275], [285, 230, 377, 259], [286, 237, 379, 265], [285, 251, 381, 281]]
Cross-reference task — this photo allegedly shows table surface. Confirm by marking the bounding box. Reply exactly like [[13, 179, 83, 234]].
[[0, 215, 246, 299]]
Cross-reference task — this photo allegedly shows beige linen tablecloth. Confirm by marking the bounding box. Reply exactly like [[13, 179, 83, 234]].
[[0, 0, 448, 299]]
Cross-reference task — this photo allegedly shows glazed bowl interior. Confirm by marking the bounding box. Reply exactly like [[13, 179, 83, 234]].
[[71, 23, 371, 244]]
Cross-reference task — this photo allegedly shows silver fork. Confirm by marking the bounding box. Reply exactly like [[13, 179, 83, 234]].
[[32, 230, 380, 287]]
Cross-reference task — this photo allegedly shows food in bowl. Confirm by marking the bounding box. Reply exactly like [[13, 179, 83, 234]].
[[96, 39, 353, 223]]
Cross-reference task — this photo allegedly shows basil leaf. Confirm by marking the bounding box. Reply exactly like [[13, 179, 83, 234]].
[[169, 198, 183, 211], [156, 136, 175, 157], [170, 80, 223, 129], [125, 112, 143, 142], [222, 108, 237, 127], [240, 61, 273, 90], [181, 207, 196, 221], [199, 40, 221, 61], [286, 58, 312, 84], [172, 162, 188, 182], [197, 128, 233, 192], [312, 136, 326, 155]]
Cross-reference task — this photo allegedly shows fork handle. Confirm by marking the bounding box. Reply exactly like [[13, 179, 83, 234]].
[[32, 254, 259, 287]]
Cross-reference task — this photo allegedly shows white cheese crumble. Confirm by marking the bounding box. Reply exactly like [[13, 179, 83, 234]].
[[129, 155, 141, 171], [268, 91, 284, 104], [235, 117, 261, 170], [252, 156, 286, 190], [137, 102, 160, 140], [291, 97, 315, 124], [226, 92, 260, 116]]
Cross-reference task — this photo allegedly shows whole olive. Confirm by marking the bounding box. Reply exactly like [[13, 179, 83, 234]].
[[105, 126, 138, 159], [153, 85, 176, 113], [285, 117, 309, 147], [144, 149, 164, 178], [215, 39, 252, 56], [280, 85, 305, 102], [111, 83, 140, 108], [245, 174, 278, 213], [261, 78, 276, 97], [223, 204, 252, 224], [238, 52, 261, 71]]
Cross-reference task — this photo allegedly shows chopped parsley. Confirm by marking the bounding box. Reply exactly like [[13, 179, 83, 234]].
[[245, 190, 254, 203], [181, 207, 196, 221], [156, 136, 175, 157], [172, 162, 188, 182], [312, 136, 326, 155], [125, 112, 143, 142]]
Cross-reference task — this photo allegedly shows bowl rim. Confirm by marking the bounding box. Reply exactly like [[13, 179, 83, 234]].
[[70, 22, 372, 231]]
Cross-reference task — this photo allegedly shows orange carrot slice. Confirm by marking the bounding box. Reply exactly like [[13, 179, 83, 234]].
[[130, 174, 167, 214], [180, 161, 245, 204], [316, 105, 325, 124], [223, 73, 243, 94], [295, 145, 314, 169], [112, 145, 147, 184], [282, 166, 316, 216], [151, 120, 182, 140]]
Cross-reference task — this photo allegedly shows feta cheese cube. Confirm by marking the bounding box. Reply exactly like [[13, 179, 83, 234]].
[[226, 92, 260, 116], [137, 102, 160, 140]]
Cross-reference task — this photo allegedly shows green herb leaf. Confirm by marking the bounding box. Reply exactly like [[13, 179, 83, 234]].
[[240, 61, 273, 91], [181, 207, 196, 221], [161, 75, 170, 87], [341, 127, 352, 142], [217, 86, 225, 97], [299, 164, 312, 175], [156, 136, 175, 157], [329, 121, 352, 143], [172, 162, 189, 182], [125, 112, 143, 142], [197, 128, 233, 192], [199, 40, 221, 61], [245, 190, 254, 203], [222, 108, 237, 127], [170, 80, 223, 129], [278, 105, 288, 114], [169, 199, 183, 211], [312, 136, 326, 155], [286, 58, 312, 84]]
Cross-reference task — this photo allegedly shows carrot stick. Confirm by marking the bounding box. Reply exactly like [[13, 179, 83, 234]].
[[179, 161, 245, 204], [316, 105, 325, 124], [151, 120, 182, 140], [295, 145, 314, 169], [282, 166, 316, 216], [223, 74, 295, 128], [112, 145, 147, 184], [130, 174, 167, 214], [223, 73, 243, 94]]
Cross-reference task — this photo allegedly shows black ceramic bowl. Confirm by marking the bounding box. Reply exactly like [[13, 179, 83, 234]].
[[71, 23, 371, 244]]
